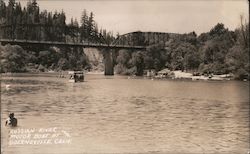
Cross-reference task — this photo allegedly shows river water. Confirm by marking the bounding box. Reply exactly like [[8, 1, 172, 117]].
[[1, 74, 249, 154]]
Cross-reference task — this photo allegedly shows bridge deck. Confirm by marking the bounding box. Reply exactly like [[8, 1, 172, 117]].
[[0, 39, 146, 50]]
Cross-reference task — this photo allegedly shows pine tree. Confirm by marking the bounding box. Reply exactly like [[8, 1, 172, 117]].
[[87, 12, 94, 41], [6, 0, 16, 38], [93, 22, 99, 42], [0, 0, 6, 19], [80, 9, 88, 42]]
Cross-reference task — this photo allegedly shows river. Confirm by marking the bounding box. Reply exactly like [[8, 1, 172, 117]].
[[1, 74, 249, 154]]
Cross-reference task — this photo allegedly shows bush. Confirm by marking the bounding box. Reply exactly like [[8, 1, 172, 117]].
[[235, 68, 248, 80], [0, 44, 28, 73], [114, 64, 126, 74]]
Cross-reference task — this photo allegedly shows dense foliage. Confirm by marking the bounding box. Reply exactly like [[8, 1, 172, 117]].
[[0, 44, 28, 72], [115, 23, 249, 79]]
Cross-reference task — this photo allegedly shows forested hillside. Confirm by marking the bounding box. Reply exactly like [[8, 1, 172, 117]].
[[0, 0, 114, 72], [0, 0, 115, 43]]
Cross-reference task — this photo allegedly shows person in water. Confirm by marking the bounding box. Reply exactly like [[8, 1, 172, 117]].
[[5, 113, 17, 127]]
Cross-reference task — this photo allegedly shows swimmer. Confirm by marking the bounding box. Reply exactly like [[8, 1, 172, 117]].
[[5, 113, 17, 127]]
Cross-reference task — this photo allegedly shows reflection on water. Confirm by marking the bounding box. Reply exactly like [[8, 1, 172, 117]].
[[1, 74, 249, 154]]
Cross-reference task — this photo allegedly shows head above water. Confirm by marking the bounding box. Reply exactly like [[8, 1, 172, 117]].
[[9, 113, 14, 118]]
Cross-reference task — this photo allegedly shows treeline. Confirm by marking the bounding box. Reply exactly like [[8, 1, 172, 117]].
[[0, 0, 115, 43], [0, 0, 115, 72], [115, 22, 249, 80]]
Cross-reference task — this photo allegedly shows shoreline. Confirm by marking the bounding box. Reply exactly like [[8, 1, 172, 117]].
[[0, 71, 248, 82]]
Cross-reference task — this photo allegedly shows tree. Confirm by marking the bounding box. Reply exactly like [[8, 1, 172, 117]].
[[116, 50, 131, 67], [209, 23, 227, 37], [87, 12, 94, 39], [131, 51, 144, 76], [80, 9, 88, 41], [0, 45, 28, 72], [238, 15, 249, 48], [92, 22, 99, 42], [198, 23, 239, 75], [183, 46, 201, 70], [38, 49, 59, 68], [57, 58, 69, 70], [0, 0, 6, 19]]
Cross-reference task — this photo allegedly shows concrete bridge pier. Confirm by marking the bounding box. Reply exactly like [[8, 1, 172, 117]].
[[102, 49, 114, 75]]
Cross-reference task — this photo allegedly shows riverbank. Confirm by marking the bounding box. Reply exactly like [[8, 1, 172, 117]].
[[148, 70, 246, 81], [1, 70, 248, 82], [171, 71, 233, 81]]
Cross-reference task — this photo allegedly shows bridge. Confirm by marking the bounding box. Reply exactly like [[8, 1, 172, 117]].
[[0, 39, 146, 50], [0, 31, 175, 75]]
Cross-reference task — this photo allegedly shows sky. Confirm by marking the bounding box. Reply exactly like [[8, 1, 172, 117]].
[[12, 0, 249, 35]]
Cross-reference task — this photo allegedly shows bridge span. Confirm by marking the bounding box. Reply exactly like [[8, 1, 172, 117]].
[[0, 39, 146, 50]]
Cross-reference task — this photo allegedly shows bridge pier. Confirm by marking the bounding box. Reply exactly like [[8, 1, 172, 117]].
[[102, 49, 114, 75]]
